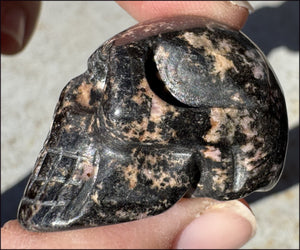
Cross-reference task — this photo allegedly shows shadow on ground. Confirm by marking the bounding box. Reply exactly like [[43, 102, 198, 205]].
[[242, 1, 299, 55]]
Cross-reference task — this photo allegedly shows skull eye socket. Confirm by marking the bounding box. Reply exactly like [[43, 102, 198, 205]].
[[145, 49, 191, 108]]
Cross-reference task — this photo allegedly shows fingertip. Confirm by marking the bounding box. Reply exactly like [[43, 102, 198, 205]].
[[173, 200, 256, 249], [1, 1, 41, 55], [116, 1, 249, 30], [1, 5, 26, 54], [174, 211, 253, 249]]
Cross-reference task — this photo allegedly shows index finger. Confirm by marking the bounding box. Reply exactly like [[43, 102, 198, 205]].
[[116, 1, 253, 30]]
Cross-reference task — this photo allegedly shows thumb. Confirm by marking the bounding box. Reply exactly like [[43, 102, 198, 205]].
[[1, 198, 255, 249], [116, 1, 253, 30], [173, 198, 256, 249]]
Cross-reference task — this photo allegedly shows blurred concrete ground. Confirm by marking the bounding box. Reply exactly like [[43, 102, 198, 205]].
[[1, 1, 299, 249]]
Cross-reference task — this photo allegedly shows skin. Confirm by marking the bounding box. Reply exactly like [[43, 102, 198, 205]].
[[1, 1, 255, 249], [1, 1, 41, 55]]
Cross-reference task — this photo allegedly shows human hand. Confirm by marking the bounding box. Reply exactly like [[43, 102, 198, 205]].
[[2, 198, 255, 249], [1, 1, 41, 55], [1, 1, 256, 249], [0, 1, 252, 55]]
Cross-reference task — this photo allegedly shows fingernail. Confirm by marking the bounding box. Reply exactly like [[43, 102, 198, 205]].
[[175, 200, 256, 249], [230, 1, 255, 14], [1, 6, 26, 51]]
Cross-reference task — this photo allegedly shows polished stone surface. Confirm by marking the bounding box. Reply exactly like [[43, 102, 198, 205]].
[[1, 1, 299, 247], [17, 16, 287, 231]]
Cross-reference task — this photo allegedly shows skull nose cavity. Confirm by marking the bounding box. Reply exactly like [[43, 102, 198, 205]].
[[145, 49, 191, 108]]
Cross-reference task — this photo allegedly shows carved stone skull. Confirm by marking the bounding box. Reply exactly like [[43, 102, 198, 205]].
[[18, 16, 288, 231]]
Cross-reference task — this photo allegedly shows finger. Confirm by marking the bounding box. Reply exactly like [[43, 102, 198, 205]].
[[1, 1, 41, 55], [117, 1, 253, 30], [173, 198, 256, 249], [1, 198, 255, 249]]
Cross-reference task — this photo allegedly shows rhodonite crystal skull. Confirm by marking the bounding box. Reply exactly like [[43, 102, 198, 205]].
[[18, 16, 288, 232]]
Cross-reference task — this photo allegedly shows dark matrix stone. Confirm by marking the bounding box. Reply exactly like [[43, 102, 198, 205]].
[[18, 16, 288, 232]]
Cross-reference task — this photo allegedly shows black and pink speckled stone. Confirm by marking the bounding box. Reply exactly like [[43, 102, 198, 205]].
[[18, 16, 288, 232]]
